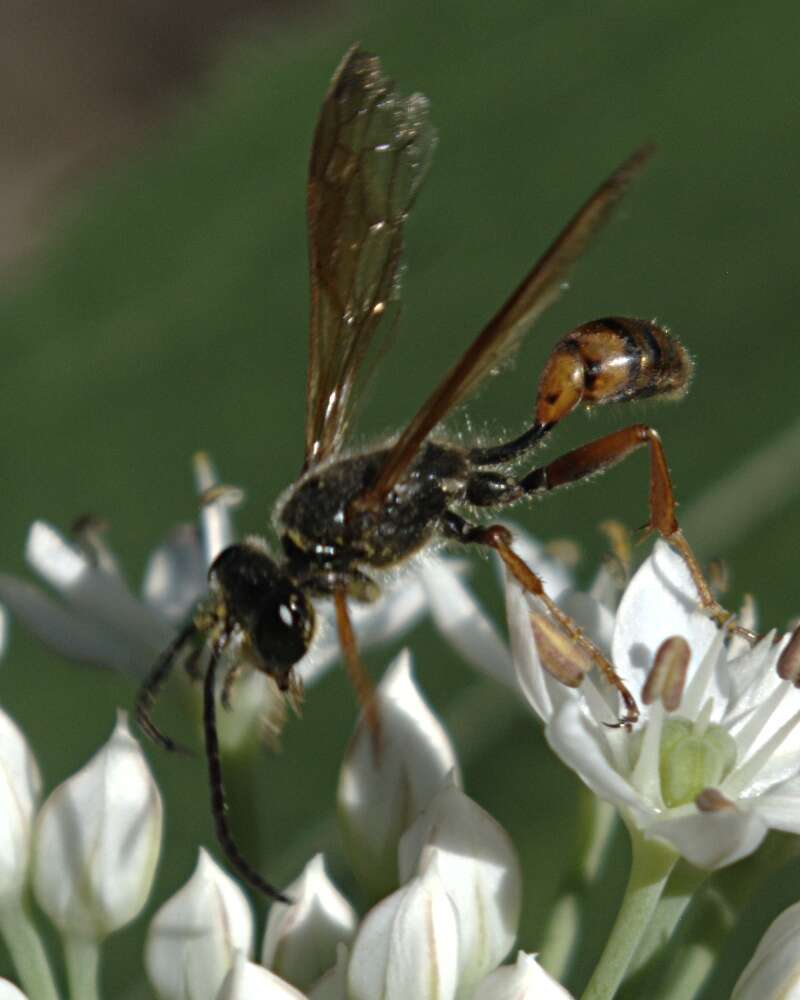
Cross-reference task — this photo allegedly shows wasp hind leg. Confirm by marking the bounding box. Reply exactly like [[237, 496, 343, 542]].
[[441, 510, 639, 726], [516, 424, 757, 644]]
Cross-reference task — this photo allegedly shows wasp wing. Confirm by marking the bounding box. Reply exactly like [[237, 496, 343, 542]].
[[361, 144, 654, 503], [304, 47, 436, 470]]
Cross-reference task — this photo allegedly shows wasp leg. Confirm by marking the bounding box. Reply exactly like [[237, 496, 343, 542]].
[[135, 621, 197, 755], [221, 658, 244, 710], [519, 423, 757, 643], [202, 633, 290, 903], [441, 511, 639, 726], [333, 589, 381, 753]]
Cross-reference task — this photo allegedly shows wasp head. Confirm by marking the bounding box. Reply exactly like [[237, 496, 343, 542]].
[[209, 541, 315, 690]]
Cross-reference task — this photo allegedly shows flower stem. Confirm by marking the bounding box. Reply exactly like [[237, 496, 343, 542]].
[[628, 859, 709, 978], [581, 831, 677, 1000], [0, 899, 61, 1000], [63, 935, 101, 1000]]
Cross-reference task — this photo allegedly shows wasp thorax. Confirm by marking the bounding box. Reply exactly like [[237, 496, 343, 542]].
[[535, 316, 692, 426], [209, 542, 315, 689]]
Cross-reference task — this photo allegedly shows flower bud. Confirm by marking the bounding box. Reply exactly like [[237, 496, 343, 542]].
[[347, 853, 459, 1000], [732, 899, 800, 999], [337, 649, 460, 899], [32, 712, 161, 938], [216, 950, 307, 1000], [0, 979, 29, 1000], [398, 781, 521, 989], [261, 855, 355, 991], [0, 708, 41, 904], [146, 849, 253, 1000], [472, 951, 575, 999]]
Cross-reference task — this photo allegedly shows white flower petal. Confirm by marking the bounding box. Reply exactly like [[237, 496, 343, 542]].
[[26, 522, 171, 650], [142, 525, 207, 623], [471, 951, 575, 999], [216, 951, 307, 1000], [0, 708, 41, 903], [32, 712, 162, 938], [146, 849, 253, 1000], [307, 944, 348, 1000], [612, 541, 716, 693], [645, 806, 767, 870], [0, 980, 29, 1000], [194, 453, 237, 565], [347, 857, 459, 1000], [505, 576, 559, 722], [732, 900, 800, 1000], [0, 575, 151, 676], [337, 650, 460, 899], [420, 558, 515, 687], [398, 784, 521, 989], [261, 855, 356, 991], [546, 701, 642, 812], [0, 605, 7, 659], [745, 777, 800, 835]]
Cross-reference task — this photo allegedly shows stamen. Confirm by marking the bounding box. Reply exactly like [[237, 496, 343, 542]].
[[642, 636, 690, 711], [695, 788, 736, 812], [777, 626, 800, 685], [530, 612, 592, 687]]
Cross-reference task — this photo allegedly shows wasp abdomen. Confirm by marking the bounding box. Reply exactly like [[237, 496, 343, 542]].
[[535, 317, 692, 426]]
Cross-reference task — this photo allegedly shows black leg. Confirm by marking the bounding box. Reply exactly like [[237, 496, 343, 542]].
[[202, 636, 290, 903], [135, 621, 197, 754]]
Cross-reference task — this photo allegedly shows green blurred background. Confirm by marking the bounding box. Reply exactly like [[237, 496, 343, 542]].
[[2, 0, 800, 996]]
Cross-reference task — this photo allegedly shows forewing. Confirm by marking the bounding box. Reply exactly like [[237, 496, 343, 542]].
[[364, 144, 654, 502], [304, 47, 436, 469]]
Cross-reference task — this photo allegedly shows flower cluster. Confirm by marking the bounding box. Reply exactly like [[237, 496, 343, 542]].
[[3, 450, 800, 997], [0, 644, 570, 999]]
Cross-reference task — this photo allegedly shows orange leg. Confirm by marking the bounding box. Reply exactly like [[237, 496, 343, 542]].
[[441, 512, 638, 726], [521, 424, 757, 642], [334, 589, 382, 752]]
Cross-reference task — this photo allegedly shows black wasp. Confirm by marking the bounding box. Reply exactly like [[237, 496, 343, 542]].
[[137, 47, 735, 901]]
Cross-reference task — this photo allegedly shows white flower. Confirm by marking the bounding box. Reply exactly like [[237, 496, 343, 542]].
[[145, 848, 253, 1000], [0, 707, 41, 904], [261, 854, 356, 991], [398, 780, 521, 990], [471, 951, 575, 999], [347, 852, 460, 1000], [0, 980, 29, 1000], [32, 712, 161, 939], [508, 539, 800, 869], [307, 944, 348, 1000], [337, 649, 461, 898], [732, 899, 800, 999], [217, 950, 307, 1000]]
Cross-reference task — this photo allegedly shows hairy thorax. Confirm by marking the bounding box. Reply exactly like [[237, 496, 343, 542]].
[[277, 441, 469, 570]]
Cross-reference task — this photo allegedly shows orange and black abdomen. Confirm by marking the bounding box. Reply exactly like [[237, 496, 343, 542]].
[[535, 316, 692, 426]]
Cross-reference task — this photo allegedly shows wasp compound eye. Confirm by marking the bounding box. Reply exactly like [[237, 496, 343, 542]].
[[254, 587, 315, 686]]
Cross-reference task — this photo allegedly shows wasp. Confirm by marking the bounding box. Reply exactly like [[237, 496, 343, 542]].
[[136, 47, 742, 901]]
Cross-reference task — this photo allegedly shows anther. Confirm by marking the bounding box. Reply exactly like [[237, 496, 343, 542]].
[[777, 626, 800, 686], [695, 788, 736, 813], [641, 636, 690, 711], [530, 612, 592, 687]]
